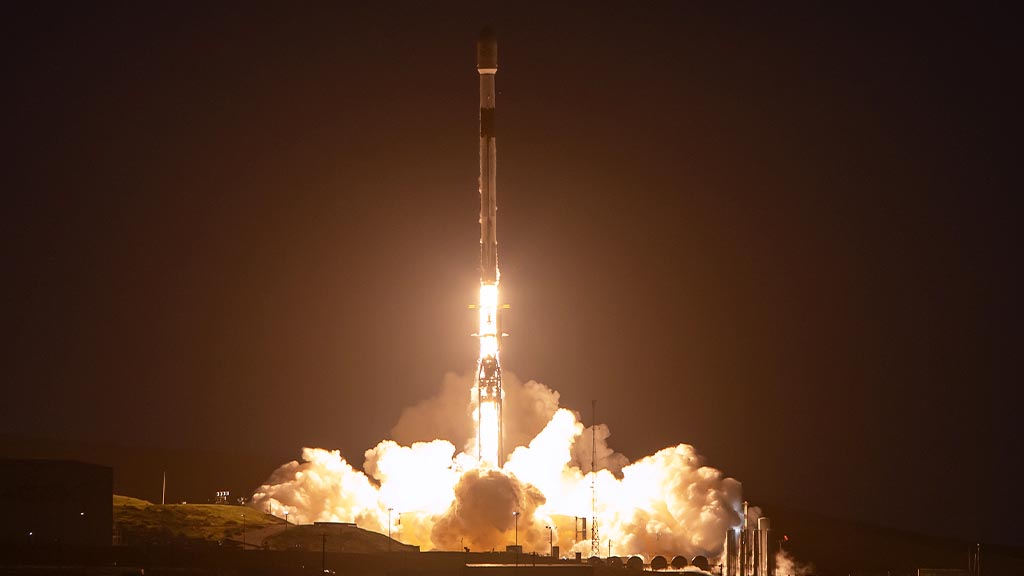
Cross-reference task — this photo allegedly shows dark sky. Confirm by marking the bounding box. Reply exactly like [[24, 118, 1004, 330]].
[[3, 2, 1018, 547]]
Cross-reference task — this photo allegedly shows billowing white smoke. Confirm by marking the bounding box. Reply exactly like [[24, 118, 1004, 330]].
[[775, 550, 816, 576], [251, 372, 745, 560], [431, 467, 547, 551], [571, 423, 629, 477], [390, 372, 564, 456]]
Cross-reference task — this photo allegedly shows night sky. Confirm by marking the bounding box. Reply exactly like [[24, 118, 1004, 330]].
[[4, 3, 1018, 548]]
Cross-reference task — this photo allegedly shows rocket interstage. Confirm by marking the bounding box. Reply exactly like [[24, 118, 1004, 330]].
[[475, 27, 503, 468]]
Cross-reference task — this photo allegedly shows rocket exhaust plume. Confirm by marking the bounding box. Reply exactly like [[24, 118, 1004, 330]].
[[472, 26, 503, 469], [250, 30, 804, 571]]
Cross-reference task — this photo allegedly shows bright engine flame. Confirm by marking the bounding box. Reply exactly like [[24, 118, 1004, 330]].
[[473, 281, 503, 468], [476, 399, 500, 468], [478, 283, 499, 356]]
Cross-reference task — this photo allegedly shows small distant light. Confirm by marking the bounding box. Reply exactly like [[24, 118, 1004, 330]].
[[80, 512, 85, 516]]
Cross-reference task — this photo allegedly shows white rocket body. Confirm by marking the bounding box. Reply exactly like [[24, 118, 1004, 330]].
[[475, 28, 503, 468]]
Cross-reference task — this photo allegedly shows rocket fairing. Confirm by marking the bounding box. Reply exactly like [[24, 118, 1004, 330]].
[[475, 27, 504, 468]]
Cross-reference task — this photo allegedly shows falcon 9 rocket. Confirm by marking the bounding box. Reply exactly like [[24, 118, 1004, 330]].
[[474, 27, 503, 468]]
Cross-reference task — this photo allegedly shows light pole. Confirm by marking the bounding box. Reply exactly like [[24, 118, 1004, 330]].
[[513, 511, 520, 547], [388, 508, 393, 552], [241, 513, 245, 549], [284, 510, 289, 531], [513, 511, 520, 566], [546, 525, 553, 556]]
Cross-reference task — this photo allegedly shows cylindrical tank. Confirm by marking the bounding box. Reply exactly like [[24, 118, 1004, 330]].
[[757, 517, 771, 576], [650, 556, 668, 571], [671, 555, 689, 569], [626, 556, 644, 571], [692, 555, 710, 572], [723, 528, 738, 576]]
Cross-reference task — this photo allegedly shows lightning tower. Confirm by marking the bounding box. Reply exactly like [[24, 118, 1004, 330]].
[[473, 27, 504, 468], [591, 400, 599, 556]]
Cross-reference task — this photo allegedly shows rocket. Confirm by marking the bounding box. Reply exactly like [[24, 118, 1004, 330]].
[[474, 27, 504, 468], [478, 27, 498, 285]]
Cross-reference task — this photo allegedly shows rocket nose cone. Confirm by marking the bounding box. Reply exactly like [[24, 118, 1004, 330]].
[[477, 26, 497, 70]]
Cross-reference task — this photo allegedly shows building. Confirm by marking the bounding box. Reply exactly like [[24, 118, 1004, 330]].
[[0, 459, 113, 547]]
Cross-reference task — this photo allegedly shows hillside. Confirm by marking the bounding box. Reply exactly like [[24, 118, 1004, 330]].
[[265, 522, 417, 553], [113, 495, 282, 546], [113, 496, 412, 553]]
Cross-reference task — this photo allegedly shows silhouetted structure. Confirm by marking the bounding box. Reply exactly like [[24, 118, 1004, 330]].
[[0, 459, 112, 548]]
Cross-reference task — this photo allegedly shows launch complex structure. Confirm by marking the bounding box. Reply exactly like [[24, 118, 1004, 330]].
[[472, 27, 504, 470]]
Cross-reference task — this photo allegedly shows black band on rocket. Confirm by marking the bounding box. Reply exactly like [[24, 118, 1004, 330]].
[[480, 109, 496, 137]]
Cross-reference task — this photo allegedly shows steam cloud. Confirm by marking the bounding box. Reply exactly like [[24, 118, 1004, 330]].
[[775, 550, 816, 576], [251, 372, 747, 561]]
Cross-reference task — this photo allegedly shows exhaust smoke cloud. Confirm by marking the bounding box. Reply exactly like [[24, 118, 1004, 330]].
[[252, 372, 749, 562], [775, 550, 816, 576]]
